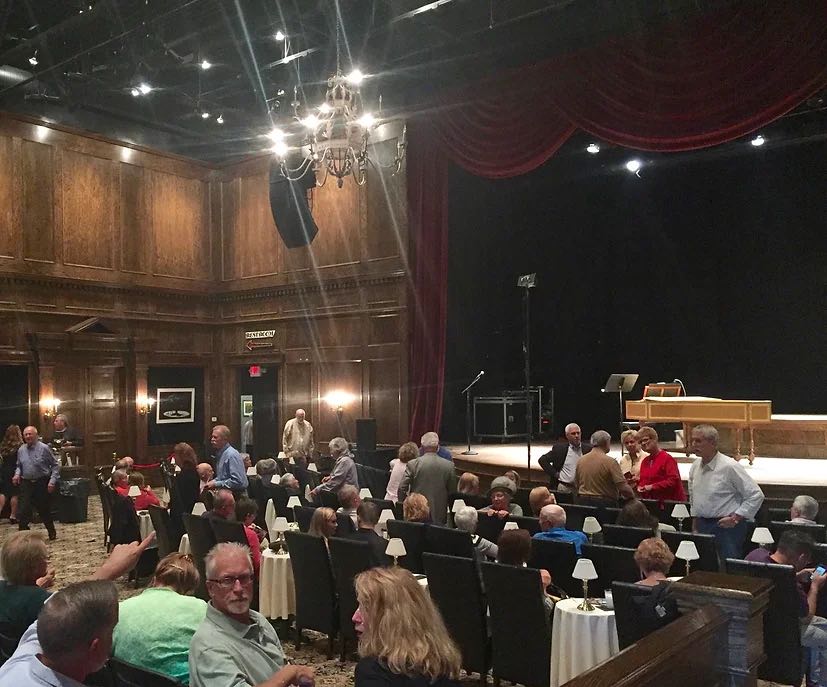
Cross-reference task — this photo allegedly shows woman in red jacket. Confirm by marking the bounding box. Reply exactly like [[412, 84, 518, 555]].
[[636, 427, 686, 502]]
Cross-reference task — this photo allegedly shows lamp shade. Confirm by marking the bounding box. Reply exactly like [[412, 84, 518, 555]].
[[675, 540, 700, 561], [246, 466, 257, 476], [751, 527, 774, 545], [451, 499, 466, 513], [359, 488, 373, 499], [671, 503, 691, 519], [582, 517, 602, 535], [308, 463, 318, 472], [273, 517, 290, 533], [287, 496, 301, 509], [503, 521, 519, 531], [304, 484, 312, 500], [127, 485, 141, 497], [378, 509, 394, 524], [572, 558, 598, 581], [385, 537, 407, 558], [191, 502, 207, 516]]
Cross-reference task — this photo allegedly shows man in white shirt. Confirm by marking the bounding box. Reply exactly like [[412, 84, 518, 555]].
[[282, 409, 315, 468], [688, 424, 764, 561], [538, 423, 592, 492]]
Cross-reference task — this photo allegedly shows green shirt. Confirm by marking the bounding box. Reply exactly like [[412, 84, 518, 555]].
[[112, 587, 207, 685], [189, 603, 285, 687], [0, 581, 50, 634]]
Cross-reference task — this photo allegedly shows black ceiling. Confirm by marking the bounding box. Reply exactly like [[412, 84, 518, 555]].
[[0, 0, 821, 164]]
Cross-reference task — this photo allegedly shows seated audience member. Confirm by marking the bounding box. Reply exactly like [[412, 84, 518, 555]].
[[496, 529, 554, 614], [311, 437, 359, 501], [619, 429, 647, 488], [403, 493, 431, 523], [0, 535, 157, 684], [242, 453, 253, 470], [111, 468, 130, 497], [308, 507, 338, 541], [480, 476, 523, 518], [346, 502, 390, 568], [128, 471, 160, 511], [790, 495, 819, 525], [202, 488, 235, 523], [457, 472, 480, 496], [280, 472, 301, 495], [528, 486, 556, 516], [338, 484, 362, 526], [175, 443, 201, 515], [114, 457, 134, 473], [385, 442, 418, 503], [112, 552, 207, 684], [454, 506, 498, 561], [353, 566, 461, 687], [189, 543, 315, 687], [746, 528, 815, 565], [616, 499, 676, 536], [533, 504, 588, 555], [503, 470, 522, 491], [419, 431, 453, 461], [235, 497, 262, 576], [255, 458, 278, 488], [0, 531, 54, 636], [197, 463, 214, 492], [634, 537, 676, 586]]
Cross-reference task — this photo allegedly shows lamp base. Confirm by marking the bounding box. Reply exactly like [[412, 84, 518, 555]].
[[577, 597, 595, 611]]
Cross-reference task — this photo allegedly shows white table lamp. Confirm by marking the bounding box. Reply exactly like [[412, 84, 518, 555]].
[[286, 496, 302, 510], [751, 527, 774, 547], [675, 540, 700, 576], [671, 503, 691, 531], [582, 516, 602, 542], [451, 499, 466, 513], [378, 509, 395, 525], [246, 466, 257, 476], [572, 558, 599, 611], [503, 521, 519, 531], [127, 485, 141, 497], [307, 463, 318, 472], [271, 517, 290, 554], [304, 484, 312, 501], [191, 502, 206, 516], [359, 488, 373, 499], [385, 537, 407, 565]]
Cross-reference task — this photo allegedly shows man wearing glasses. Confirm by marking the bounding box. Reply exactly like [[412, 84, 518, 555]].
[[189, 542, 315, 687]]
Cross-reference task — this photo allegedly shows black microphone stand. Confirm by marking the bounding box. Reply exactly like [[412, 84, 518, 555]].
[[460, 371, 485, 455]]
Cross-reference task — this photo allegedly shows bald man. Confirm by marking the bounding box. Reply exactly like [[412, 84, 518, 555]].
[[12, 426, 59, 539], [538, 423, 592, 491], [282, 409, 315, 467], [532, 504, 588, 555]]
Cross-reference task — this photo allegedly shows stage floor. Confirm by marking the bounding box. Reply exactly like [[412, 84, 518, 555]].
[[445, 442, 827, 495]]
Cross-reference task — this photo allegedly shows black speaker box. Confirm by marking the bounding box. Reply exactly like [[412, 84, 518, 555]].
[[268, 157, 319, 248], [356, 418, 377, 454]]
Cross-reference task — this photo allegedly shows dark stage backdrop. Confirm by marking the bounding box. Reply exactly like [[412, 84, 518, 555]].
[[443, 139, 827, 442]]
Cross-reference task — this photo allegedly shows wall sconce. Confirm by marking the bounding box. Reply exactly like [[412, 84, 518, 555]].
[[322, 390, 357, 413], [42, 398, 61, 420], [137, 395, 156, 416]]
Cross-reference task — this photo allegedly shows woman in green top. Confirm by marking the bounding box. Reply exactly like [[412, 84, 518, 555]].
[[0, 530, 54, 636], [112, 552, 207, 685]]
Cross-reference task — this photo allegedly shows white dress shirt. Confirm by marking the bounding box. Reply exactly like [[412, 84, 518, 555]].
[[688, 451, 764, 520], [558, 444, 583, 484]]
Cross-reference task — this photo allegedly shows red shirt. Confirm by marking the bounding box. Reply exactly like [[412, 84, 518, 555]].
[[133, 489, 160, 511], [638, 449, 685, 502], [244, 525, 261, 576]]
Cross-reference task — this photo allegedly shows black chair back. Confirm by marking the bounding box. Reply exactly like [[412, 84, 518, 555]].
[[662, 500, 692, 530], [581, 543, 640, 596], [318, 490, 341, 510], [328, 537, 373, 657], [386, 520, 427, 574], [449, 492, 489, 510], [285, 531, 339, 655], [182, 513, 218, 600], [640, 498, 665, 520], [528, 538, 579, 597], [549, 489, 573, 505], [769, 520, 826, 544], [336, 512, 357, 536], [725, 558, 802, 685], [661, 531, 720, 574], [295, 505, 317, 533], [293, 464, 322, 493], [424, 553, 490, 679], [256, 483, 291, 525], [757, 497, 793, 526], [365, 497, 404, 521], [148, 505, 178, 558], [475, 512, 507, 543], [356, 463, 391, 498], [481, 562, 550, 687], [509, 516, 540, 535], [599, 507, 621, 525], [814, 542, 827, 565], [209, 518, 249, 547], [94, 468, 114, 549], [109, 657, 184, 687], [109, 493, 141, 546], [425, 525, 475, 558], [513, 488, 532, 515], [0, 623, 23, 667], [562, 503, 599, 531], [611, 581, 680, 650], [603, 524, 655, 549]]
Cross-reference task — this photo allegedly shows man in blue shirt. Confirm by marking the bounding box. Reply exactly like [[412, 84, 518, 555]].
[[419, 431, 453, 460], [205, 425, 248, 494], [13, 426, 59, 540], [532, 504, 588, 555]]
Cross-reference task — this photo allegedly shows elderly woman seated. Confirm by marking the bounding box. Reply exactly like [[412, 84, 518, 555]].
[[457, 472, 480, 496], [127, 471, 160, 511], [634, 537, 676, 586], [479, 476, 523, 518], [111, 468, 130, 497], [112, 552, 207, 684], [0, 531, 54, 636], [403, 493, 431, 523], [454, 506, 498, 561], [308, 507, 338, 541], [280, 472, 301, 495], [255, 458, 279, 487], [528, 486, 556, 516]]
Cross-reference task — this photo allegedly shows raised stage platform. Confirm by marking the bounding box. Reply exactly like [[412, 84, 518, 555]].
[[446, 441, 827, 501]]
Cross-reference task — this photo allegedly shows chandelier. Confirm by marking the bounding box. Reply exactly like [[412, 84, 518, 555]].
[[271, 22, 406, 188]]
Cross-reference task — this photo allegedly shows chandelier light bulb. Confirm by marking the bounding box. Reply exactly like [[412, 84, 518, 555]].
[[301, 114, 320, 130], [751, 134, 765, 147], [201, 111, 210, 119], [586, 143, 600, 154], [130, 87, 140, 97], [275, 30, 286, 41], [29, 54, 38, 66], [200, 59, 212, 70], [346, 69, 364, 85], [216, 114, 224, 124], [272, 140, 289, 157], [625, 159, 642, 173], [318, 103, 332, 114], [138, 83, 152, 95], [358, 113, 376, 128], [268, 128, 286, 142]]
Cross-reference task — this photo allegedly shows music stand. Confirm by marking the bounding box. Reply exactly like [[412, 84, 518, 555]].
[[601, 374, 639, 438]]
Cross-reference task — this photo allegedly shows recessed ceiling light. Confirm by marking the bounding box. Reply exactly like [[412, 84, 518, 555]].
[[586, 143, 600, 154], [130, 87, 139, 97], [275, 30, 286, 41], [216, 114, 224, 124], [138, 82, 152, 95], [201, 111, 210, 119], [625, 159, 642, 173], [750, 134, 765, 147], [200, 59, 211, 70], [28, 54, 38, 66]]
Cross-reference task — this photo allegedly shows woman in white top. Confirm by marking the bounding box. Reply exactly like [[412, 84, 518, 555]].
[[385, 442, 419, 502]]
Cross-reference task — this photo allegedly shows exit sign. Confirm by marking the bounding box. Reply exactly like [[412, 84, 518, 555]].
[[248, 365, 262, 377]]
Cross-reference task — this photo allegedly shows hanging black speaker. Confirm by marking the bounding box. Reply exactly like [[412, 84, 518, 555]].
[[268, 157, 319, 248]]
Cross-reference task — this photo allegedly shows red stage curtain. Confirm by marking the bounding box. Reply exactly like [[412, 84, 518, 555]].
[[407, 0, 827, 440]]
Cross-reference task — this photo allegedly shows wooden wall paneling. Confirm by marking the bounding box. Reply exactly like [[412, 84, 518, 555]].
[[306, 316, 363, 350], [50, 363, 83, 439], [365, 141, 407, 263], [120, 163, 149, 273], [282, 362, 312, 431], [234, 173, 282, 280], [86, 365, 122, 466], [21, 139, 55, 263], [0, 135, 20, 260], [61, 149, 115, 269], [209, 180, 223, 284], [368, 358, 401, 444], [369, 314, 401, 346], [220, 178, 239, 281], [306, 175, 362, 269]]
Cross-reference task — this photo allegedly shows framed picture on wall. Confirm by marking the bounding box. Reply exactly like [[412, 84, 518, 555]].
[[156, 388, 196, 424], [242, 399, 254, 417]]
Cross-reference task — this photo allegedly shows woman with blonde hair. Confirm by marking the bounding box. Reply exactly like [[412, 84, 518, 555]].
[[385, 441, 418, 503], [634, 537, 676, 586], [0, 530, 54, 635], [0, 424, 23, 523], [403, 493, 431, 523], [308, 506, 338, 540], [112, 552, 207, 684], [457, 472, 480, 496], [619, 429, 647, 488], [353, 566, 461, 687]]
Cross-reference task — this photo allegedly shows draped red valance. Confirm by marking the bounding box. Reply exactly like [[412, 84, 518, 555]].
[[407, 0, 827, 439]]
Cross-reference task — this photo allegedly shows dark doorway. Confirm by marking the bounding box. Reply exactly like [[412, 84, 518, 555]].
[[0, 365, 29, 433], [238, 366, 279, 460]]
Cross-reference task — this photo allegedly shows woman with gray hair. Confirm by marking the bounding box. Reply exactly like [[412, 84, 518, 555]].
[[255, 458, 278, 487], [454, 506, 498, 561], [310, 437, 358, 502]]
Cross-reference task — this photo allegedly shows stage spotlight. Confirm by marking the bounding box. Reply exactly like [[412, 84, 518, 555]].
[[751, 134, 765, 147], [625, 159, 642, 173], [275, 30, 286, 41], [200, 59, 212, 70], [138, 82, 152, 95], [347, 69, 364, 85], [216, 114, 224, 124], [586, 143, 600, 154]]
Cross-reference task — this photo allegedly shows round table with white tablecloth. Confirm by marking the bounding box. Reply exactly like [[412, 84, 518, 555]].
[[549, 597, 619, 687], [259, 549, 296, 620]]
